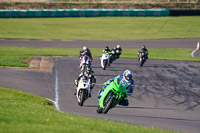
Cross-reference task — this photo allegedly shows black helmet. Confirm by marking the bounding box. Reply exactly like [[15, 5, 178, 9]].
[[105, 46, 109, 51], [142, 45, 146, 49]]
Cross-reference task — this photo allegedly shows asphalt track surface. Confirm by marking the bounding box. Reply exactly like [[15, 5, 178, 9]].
[[0, 39, 200, 133]]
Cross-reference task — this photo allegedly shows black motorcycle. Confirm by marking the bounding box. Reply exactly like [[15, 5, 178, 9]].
[[138, 51, 147, 67], [116, 49, 121, 59], [110, 49, 116, 63]]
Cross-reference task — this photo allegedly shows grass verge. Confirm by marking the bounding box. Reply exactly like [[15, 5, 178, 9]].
[[0, 46, 199, 67], [0, 86, 182, 133], [0, 17, 200, 40]]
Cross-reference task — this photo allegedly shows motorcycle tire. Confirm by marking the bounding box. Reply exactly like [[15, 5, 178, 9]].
[[97, 106, 103, 114], [140, 58, 144, 67], [102, 96, 115, 114], [103, 60, 107, 70], [78, 90, 85, 106]]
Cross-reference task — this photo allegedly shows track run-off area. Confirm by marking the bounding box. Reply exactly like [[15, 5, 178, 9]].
[[0, 39, 200, 133]]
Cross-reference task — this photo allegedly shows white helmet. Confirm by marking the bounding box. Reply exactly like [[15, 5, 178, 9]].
[[117, 45, 121, 48], [83, 46, 88, 51], [123, 70, 133, 83]]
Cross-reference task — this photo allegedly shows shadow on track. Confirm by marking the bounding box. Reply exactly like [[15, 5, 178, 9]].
[[110, 113, 200, 122]]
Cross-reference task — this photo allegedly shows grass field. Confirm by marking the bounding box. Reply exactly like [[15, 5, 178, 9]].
[[0, 46, 199, 67], [0, 86, 183, 133], [0, 17, 200, 40], [0, 17, 198, 133]]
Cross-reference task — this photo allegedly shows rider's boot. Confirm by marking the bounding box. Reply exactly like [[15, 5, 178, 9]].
[[89, 91, 91, 97]]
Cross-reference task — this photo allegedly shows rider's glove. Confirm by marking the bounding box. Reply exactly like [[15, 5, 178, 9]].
[[127, 86, 133, 95], [91, 83, 95, 87], [104, 80, 110, 85], [74, 80, 78, 86]]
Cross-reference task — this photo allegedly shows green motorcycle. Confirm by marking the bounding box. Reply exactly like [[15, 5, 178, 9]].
[[97, 78, 127, 114]]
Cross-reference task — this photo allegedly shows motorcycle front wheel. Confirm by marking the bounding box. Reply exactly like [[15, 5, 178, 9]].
[[140, 58, 144, 67], [78, 90, 86, 106], [102, 96, 115, 114], [97, 106, 103, 114], [103, 60, 107, 70]]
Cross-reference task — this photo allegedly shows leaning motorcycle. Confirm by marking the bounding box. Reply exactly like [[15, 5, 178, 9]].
[[110, 49, 116, 63], [100, 53, 110, 70], [76, 75, 91, 106], [138, 51, 146, 67], [80, 55, 91, 72], [97, 78, 127, 114], [116, 49, 121, 59]]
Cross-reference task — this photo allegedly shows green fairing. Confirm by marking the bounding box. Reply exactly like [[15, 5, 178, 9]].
[[99, 78, 127, 109]]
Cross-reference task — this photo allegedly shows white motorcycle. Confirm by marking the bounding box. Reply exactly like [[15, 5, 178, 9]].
[[76, 75, 91, 106], [100, 53, 110, 70], [79, 55, 91, 72]]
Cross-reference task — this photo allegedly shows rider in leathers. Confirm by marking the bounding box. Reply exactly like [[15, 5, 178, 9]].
[[102, 46, 112, 66], [138, 45, 148, 59], [75, 66, 96, 97], [116, 45, 122, 58], [97, 70, 134, 106], [80, 46, 93, 61]]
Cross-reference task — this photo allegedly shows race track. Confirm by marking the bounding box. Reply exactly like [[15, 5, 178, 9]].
[[0, 39, 200, 133]]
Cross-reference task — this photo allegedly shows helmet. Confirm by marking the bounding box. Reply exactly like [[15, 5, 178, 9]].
[[123, 70, 133, 83], [141, 45, 146, 49], [105, 46, 109, 51], [117, 45, 121, 48], [84, 65, 91, 76], [83, 46, 88, 51], [113, 47, 116, 50]]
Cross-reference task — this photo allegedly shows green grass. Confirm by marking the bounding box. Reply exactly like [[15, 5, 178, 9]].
[[0, 46, 199, 67], [122, 48, 200, 61], [0, 17, 200, 40], [0, 86, 182, 133]]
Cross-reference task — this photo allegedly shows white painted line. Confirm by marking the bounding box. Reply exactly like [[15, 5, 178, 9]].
[[55, 58, 60, 111]]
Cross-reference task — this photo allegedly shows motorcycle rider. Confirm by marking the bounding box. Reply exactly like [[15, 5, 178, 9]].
[[111, 47, 117, 62], [102, 46, 112, 54], [80, 46, 93, 61], [138, 45, 148, 59], [102, 46, 112, 65], [97, 70, 134, 106], [75, 66, 96, 97], [116, 45, 122, 58]]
